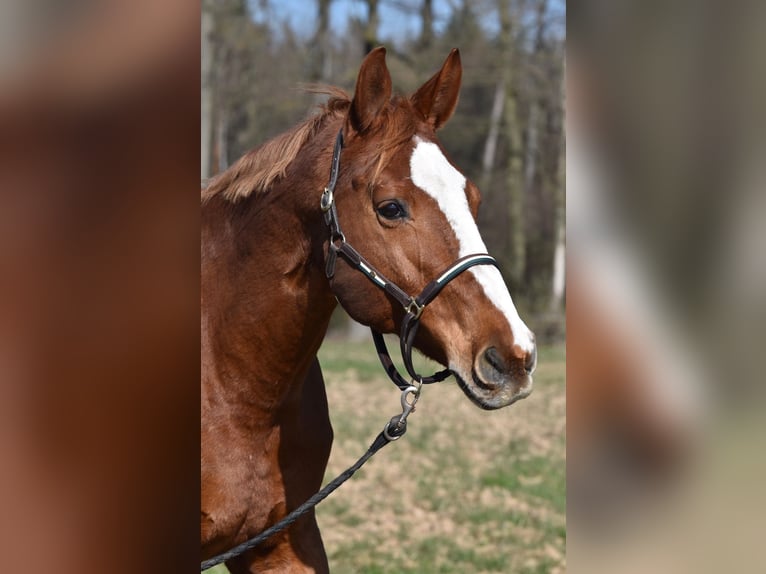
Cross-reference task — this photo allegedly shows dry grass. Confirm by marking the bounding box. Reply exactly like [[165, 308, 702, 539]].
[[318, 337, 565, 573], [205, 336, 565, 573]]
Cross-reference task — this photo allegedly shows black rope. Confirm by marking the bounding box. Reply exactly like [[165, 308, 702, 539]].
[[201, 427, 402, 571], [204, 130, 505, 571]]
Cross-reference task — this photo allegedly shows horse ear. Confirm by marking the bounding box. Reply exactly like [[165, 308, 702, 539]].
[[348, 47, 392, 133], [410, 48, 462, 130]]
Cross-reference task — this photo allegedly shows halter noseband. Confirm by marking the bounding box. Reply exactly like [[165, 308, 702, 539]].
[[321, 129, 500, 390]]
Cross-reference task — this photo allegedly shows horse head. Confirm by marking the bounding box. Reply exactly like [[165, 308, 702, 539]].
[[327, 47, 536, 409]]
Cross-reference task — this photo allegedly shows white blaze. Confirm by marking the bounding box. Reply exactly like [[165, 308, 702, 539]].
[[410, 137, 534, 353]]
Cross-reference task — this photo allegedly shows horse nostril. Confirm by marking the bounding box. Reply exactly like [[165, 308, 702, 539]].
[[480, 345, 535, 381], [483, 346, 508, 374], [525, 344, 537, 375]]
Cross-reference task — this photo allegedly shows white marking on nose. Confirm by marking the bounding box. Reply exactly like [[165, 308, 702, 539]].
[[409, 137, 534, 353]]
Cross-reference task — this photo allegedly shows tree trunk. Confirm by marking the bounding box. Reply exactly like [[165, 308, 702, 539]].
[[524, 104, 539, 197], [363, 0, 379, 54], [499, 0, 525, 290], [311, 0, 333, 84], [215, 107, 228, 173], [480, 78, 506, 193], [419, 0, 434, 50], [201, 1, 214, 180], [550, 55, 566, 311]]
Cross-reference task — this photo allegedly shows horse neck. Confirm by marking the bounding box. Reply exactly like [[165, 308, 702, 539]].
[[201, 144, 337, 415]]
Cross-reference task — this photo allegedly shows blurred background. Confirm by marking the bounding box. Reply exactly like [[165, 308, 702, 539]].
[[1, 1, 200, 573], [568, 0, 766, 572]]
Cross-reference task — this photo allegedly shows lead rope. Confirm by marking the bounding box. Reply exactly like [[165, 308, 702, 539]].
[[203, 129, 499, 570], [200, 384, 421, 571]]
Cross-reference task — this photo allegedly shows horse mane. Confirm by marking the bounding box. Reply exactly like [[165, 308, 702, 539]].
[[202, 86, 421, 204], [201, 87, 351, 203]]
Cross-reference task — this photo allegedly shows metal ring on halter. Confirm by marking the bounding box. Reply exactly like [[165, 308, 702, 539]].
[[320, 187, 334, 212], [404, 298, 424, 319]]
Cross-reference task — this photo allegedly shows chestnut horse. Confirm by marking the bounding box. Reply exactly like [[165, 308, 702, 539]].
[[201, 48, 536, 573]]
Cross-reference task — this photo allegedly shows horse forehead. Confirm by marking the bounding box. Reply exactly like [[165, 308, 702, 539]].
[[408, 135, 480, 253], [409, 136, 468, 203]]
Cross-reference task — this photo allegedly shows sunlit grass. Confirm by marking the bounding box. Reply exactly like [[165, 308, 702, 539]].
[[203, 337, 565, 573], [319, 337, 565, 573]]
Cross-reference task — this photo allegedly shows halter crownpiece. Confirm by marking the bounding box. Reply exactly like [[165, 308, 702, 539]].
[[321, 129, 501, 389]]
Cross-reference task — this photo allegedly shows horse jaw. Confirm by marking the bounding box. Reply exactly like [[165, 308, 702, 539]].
[[450, 367, 534, 410]]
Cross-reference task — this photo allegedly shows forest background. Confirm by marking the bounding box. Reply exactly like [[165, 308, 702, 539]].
[[202, 0, 566, 340]]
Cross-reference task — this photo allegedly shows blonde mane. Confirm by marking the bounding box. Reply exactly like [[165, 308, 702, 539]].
[[202, 87, 421, 204], [202, 88, 350, 203]]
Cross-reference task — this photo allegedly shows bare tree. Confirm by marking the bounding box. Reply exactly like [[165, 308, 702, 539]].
[[311, 0, 334, 83], [550, 52, 565, 312], [201, 0, 214, 180], [480, 78, 506, 192], [419, 0, 434, 49], [363, 0, 380, 53], [499, 0, 526, 290]]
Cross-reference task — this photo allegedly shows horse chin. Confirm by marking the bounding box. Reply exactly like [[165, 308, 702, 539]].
[[451, 368, 533, 410]]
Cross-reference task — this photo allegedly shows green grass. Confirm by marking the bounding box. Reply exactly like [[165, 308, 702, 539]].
[[204, 337, 565, 573], [313, 338, 385, 381], [481, 451, 566, 514], [318, 333, 441, 381]]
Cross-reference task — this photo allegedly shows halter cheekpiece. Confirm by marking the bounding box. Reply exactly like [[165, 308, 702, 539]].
[[321, 129, 501, 391]]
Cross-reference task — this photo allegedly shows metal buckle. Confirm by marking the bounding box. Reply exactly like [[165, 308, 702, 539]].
[[404, 298, 424, 319], [383, 384, 421, 441], [400, 382, 421, 415], [320, 187, 333, 212]]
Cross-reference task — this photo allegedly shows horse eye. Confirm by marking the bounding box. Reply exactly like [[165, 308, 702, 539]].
[[376, 201, 407, 220]]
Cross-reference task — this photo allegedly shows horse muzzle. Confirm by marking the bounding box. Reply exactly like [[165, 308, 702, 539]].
[[453, 343, 536, 410]]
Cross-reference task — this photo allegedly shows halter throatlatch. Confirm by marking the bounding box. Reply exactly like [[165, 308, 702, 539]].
[[321, 129, 501, 390]]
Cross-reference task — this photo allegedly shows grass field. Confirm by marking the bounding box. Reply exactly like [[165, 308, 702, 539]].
[[205, 336, 565, 573]]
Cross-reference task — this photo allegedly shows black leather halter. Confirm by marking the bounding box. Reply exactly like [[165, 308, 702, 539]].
[[200, 129, 504, 572], [321, 130, 500, 390]]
